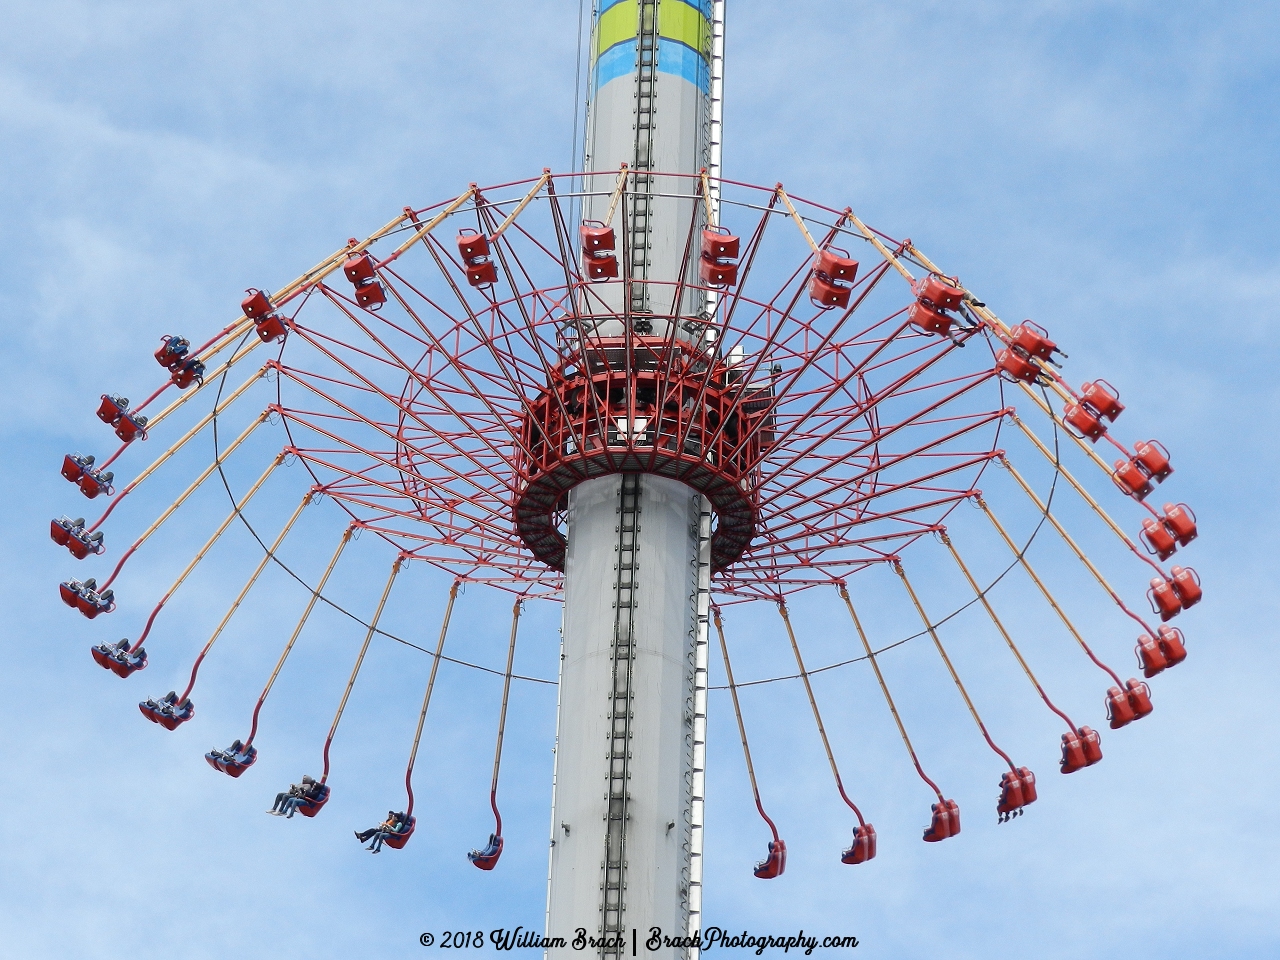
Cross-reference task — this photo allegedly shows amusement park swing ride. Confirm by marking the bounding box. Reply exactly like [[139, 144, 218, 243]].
[[51, 2, 1203, 954]]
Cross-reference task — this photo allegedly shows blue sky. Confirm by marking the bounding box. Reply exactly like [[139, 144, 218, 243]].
[[2, 2, 1277, 957]]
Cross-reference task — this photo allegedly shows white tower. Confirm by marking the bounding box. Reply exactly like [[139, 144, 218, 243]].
[[545, 3, 724, 956]]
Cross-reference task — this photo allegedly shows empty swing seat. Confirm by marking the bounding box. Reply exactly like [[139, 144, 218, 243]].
[[295, 783, 331, 818], [1141, 516, 1178, 560], [922, 799, 960, 841], [815, 248, 858, 283], [205, 740, 258, 777], [753, 838, 787, 878], [1170, 565, 1202, 609], [139, 691, 194, 729], [1124, 679, 1153, 720], [1148, 576, 1182, 621], [1106, 685, 1136, 728], [241, 289, 274, 321], [50, 516, 83, 547], [1157, 625, 1188, 667], [580, 222, 615, 253], [1060, 726, 1102, 773], [97, 395, 128, 426], [78, 467, 114, 499], [1136, 633, 1168, 677], [343, 253, 377, 285], [254, 314, 287, 344], [584, 252, 619, 281], [354, 281, 387, 309], [1134, 440, 1173, 482], [809, 272, 852, 309], [1163, 503, 1197, 546], [465, 260, 498, 287], [1080, 380, 1124, 421], [91, 639, 147, 678], [841, 824, 877, 864], [1064, 402, 1107, 441], [1114, 457, 1154, 500], [468, 832, 503, 869]]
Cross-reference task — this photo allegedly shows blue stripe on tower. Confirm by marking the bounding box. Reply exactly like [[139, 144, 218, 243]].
[[657, 37, 709, 93], [594, 40, 637, 92]]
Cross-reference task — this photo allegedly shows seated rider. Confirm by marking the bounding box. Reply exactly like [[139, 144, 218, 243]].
[[268, 778, 307, 817], [280, 775, 322, 818], [355, 811, 405, 853]]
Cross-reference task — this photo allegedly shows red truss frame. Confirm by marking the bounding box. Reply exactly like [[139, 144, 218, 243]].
[[252, 172, 1014, 600]]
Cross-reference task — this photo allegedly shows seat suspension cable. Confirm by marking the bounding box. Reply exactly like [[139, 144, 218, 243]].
[[894, 561, 1017, 773], [404, 580, 460, 818], [939, 530, 1081, 728], [712, 607, 781, 845], [243, 524, 355, 748], [837, 583, 945, 802], [974, 494, 1124, 685], [98, 412, 270, 590], [1000, 455, 1159, 637], [319, 556, 404, 784], [129, 452, 285, 652], [178, 490, 313, 702], [776, 600, 866, 826]]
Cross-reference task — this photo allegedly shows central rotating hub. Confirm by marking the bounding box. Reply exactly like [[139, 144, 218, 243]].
[[514, 331, 770, 572]]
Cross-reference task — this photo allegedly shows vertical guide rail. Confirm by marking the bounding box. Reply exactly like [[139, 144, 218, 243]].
[[776, 601, 866, 825], [686, 500, 713, 952], [837, 584, 945, 801], [629, 0, 659, 314], [894, 561, 1017, 772], [602, 475, 641, 957], [319, 556, 404, 783], [245, 524, 355, 746], [703, 0, 727, 319], [711, 607, 781, 843], [404, 580, 460, 817]]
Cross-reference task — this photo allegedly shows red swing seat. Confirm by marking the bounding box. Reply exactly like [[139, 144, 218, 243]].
[[922, 799, 960, 841], [753, 838, 786, 878], [139, 691, 193, 729], [841, 824, 876, 864], [467, 832, 502, 868]]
